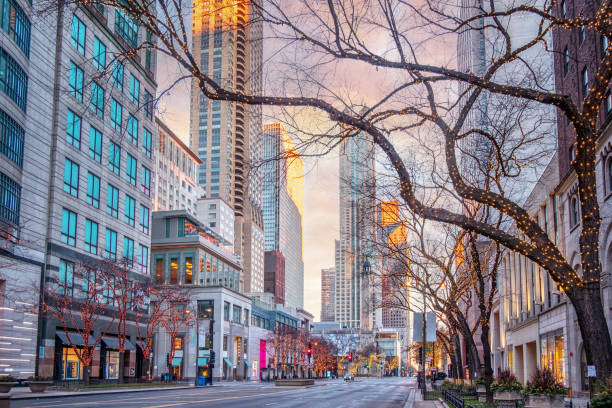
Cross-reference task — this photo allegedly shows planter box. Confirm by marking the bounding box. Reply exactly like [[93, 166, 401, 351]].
[[0, 383, 17, 393], [27, 381, 53, 393], [525, 394, 565, 408], [494, 390, 522, 403], [476, 385, 487, 402], [275, 379, 314, 386]]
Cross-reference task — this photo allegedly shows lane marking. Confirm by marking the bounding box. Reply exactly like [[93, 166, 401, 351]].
[[143, 389, 301, 408]]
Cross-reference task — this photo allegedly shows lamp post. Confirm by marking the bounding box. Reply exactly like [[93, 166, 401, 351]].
[[207, 309, 214, 386]]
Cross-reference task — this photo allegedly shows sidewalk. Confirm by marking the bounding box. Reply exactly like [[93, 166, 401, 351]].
[[9, 384, 196, 400], [404, 387, 447, 408]]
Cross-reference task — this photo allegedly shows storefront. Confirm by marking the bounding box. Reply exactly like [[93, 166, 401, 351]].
[[540, 329, 565, 384], [55, 332, 96, 381]]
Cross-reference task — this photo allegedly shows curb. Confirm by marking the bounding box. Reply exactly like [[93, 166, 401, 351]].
[[10, 385, 197, 400]]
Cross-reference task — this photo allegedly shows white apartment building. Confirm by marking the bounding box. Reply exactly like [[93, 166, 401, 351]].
[[197, 197, 234, 252]]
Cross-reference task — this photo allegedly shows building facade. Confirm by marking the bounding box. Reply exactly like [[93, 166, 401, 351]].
[[335, 130, 376, 329], [189, 0, 264, 295], [264, 250, 285, 305], [320, 267, 336, 322], [197, 197, 234, 252], [262, 122, 304, 308], [153, 118, 203, 216]]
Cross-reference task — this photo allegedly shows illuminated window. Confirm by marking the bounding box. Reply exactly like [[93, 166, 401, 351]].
[[170, 256, 178, 284], [184, 256, 193, 284]]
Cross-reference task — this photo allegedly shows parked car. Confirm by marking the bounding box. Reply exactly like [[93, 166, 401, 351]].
[[343, 373, 354, 381], [437, 372, 447, 380]]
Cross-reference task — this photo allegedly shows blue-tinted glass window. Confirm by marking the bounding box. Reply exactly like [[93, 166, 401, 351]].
[[115, 9, 138, 48], [88, 126, 102, 163], [112, 59, 124, 90], [68, 61, 84, 101], [145, 31, 153, 70], [138, 244, 149, 274], [128, 114, 138, 144], [93, 37, 106, 72], [70, 15, 86, 55], [110, 98, 123, 131], [108, 140, 121, 174], [0, 47, 28, 111], [1, 0, 30, 57], [126, 153, 137, 185], [104, 228, 117, 260], [144, 90, 153, 120], [86, 172, 100, 208], [106, 184, 119, 218], [124, 194, 135, 226], [66, 109, 81, 149], [58, 259, 74, 296], [84, 219, 98, 254], [142, 127, 152, 158], [0, 108, 24, 168], [61, 208, 77, 246], [139, 204, 149, 234], [129, 74, 140, 105], [141, 165, 151, 196], [123, 236, 134, 263], [0, 172, 20, 226], [63, 158, 79, 197], [90, 82, 104, 118]]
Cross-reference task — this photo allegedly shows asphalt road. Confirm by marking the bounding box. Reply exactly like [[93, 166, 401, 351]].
[[13, 377, 417, 408]]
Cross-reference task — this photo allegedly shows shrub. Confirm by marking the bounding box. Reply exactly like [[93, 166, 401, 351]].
[[490, 370, 523, 393], [591, 376, 612, 408], [524, 369, 567, 396], [0, 376, 17, 382]]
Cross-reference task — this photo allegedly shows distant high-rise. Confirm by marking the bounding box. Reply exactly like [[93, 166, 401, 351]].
[[321, 267, 336, 322], [262, 122, 304, 308], [190, 0, 264, 293], [335, 129, 376, 329]]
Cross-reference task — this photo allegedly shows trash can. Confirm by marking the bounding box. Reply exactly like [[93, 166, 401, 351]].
[[197, 376, 205, 386]]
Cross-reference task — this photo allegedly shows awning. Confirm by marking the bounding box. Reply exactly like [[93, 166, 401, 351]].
[[172, 357, 182, 367], [244, 360, 251, 368], [197, 357, 208, 366], [223, 358, 233, 368], [56, 332, 95, 346], [102, 336, 136, 351]]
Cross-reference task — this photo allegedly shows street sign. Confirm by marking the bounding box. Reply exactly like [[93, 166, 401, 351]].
[[588, 365, 596, 377]]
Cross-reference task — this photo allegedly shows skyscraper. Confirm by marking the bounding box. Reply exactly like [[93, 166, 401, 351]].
[[262, 122, 304, 308], [335, 130, 376, 329], [320, 267, 336, 322], [190, 0, 264, 293]]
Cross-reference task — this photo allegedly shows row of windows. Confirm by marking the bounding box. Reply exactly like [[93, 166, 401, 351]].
[[0, 46, 28, 111], [60, 208, 149, 273], [0, 172, 20, 226], [0, 108, 24, 168], [0, 0, 30, 57]]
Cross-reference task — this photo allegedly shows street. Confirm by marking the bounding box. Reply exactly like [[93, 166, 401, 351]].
[[13, 377, 417, 408]]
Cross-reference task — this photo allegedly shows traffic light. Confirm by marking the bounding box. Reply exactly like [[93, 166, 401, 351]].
[[307, 342, 312, 356], [210, 350, 216, 365], [348, 354, 352, 362], [418, 347, 423, 365]]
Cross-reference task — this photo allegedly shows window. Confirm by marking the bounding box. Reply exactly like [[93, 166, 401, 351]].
[[88, 126, 102, 162], [90, 82, 104, 118], [123, 236, 134, 263], [115, 9, 138, 49], [224, 301, 230, 321], [112, 59, 124, 91], [66, 109, 81, 149], [607, 158, 612, 194], [570, 196, 580, 227], [569, 144, 576, 162], [104, 228, 117, 260], [0, 172, 20, 226], [0, 109, 24, 168], [184, 255, 193, 284], [606, 91, 612, 117], [110, 98, 123, 132], [70, 15, 86, 55], [124, 194, 135, 226], [127, 114, 138, 144], [232, 305, 241, 323], [108, 140, 120, 175], [144, 90, 153, 120], [0, 48, 27, 112], [579, 26, 585, 45], [106, 184, 119, 218], [563, 47, 569, 75], [58, 259, 74, 296], [63, 158, 79, 197], [1, 0, 31, 57], [86, 172, 100, 208], [142, 127, 152, 157], [126, 154, 137, 185], [68, 61, 84, 101], [93, 37, 106, 72], [138, 245, 149, 274], [223, 335, 228, 351], [560, 0, 566, 18], [139, 204, 149, 234], [155, 257, 164, 283], [145, 31, 153, 70], [581, 67, 589, 97], [141, 166, 151, 196], [61, 208, 77, 246], [602, 36, 610, 59], [84, 219, 98, 254], [170, 256, 178, 284], [129, 74, 140, 105]]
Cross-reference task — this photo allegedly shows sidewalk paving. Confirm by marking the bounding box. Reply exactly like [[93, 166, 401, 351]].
[[9, 384, 196, 400]]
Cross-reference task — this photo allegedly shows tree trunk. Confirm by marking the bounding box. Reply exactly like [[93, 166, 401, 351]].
[[480, 322, 494, 404], [83, 365, 91, 385], [456, 313, 481, 378], [568, 285, 612, 384], [118, 351, 125, 384], [454, 335, 464, 379]]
